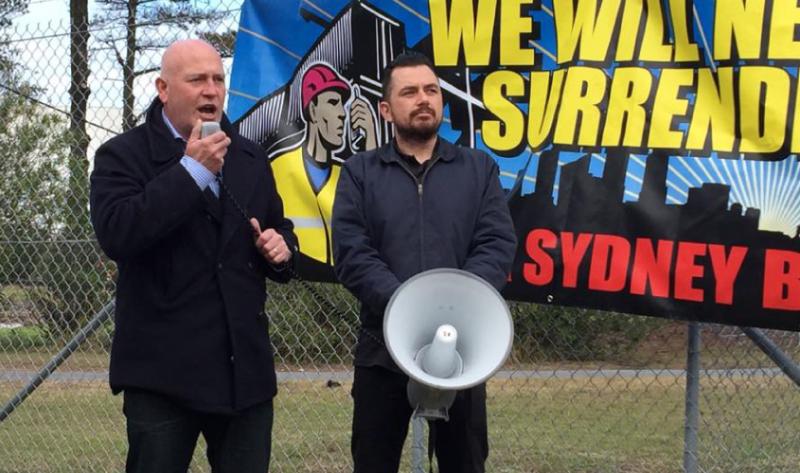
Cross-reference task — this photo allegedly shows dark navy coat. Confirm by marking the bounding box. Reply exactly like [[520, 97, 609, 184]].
[[332, 139, 516, 369], [90, 99, 296, 413]]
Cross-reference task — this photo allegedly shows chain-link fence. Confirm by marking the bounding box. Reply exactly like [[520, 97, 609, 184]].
[[1, 2, 799, 472]]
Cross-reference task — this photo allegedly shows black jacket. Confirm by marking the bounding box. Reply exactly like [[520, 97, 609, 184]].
[[332, 139, 516, 369], [90, 99, 297, 413]]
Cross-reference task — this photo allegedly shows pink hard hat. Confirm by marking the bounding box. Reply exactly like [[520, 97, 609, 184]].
[[301, 64, 351, 110]]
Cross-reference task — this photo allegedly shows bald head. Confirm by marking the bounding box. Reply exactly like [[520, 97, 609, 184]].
[[161, 40, 221, 80], [156, 39, 225, 139]]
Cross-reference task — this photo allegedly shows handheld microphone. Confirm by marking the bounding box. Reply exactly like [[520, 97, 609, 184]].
[[201, 121, 221, 138]]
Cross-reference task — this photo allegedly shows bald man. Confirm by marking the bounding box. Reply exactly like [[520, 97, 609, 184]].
[[90, 39, 297, 473]]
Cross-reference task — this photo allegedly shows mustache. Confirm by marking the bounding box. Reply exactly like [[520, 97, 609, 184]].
[[411, 106, 436, 118]]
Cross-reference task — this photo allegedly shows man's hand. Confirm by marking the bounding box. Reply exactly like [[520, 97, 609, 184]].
[[185, 120, 231, 174], [250, 218, 291, 265]]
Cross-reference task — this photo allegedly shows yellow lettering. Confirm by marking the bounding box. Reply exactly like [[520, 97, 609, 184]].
[[615, 1, 643, 62], [553, 0, 622, 63], [648, 69, 694, 149], [601, 68, 652, 147], [669, 0, 700, 62], [686, 68, 736, 152], [639, 0, 673, 62], [500, 0, 536, 66], [791, 77, 800, 152], [482, 71, 526, 152], [430, 0, 498, 66], [528, 70, 566, 149], [553, 67, 607, 146], [739, 67, 790, 153], [768, 0, 800, 60], [713, 0, 766, 60]]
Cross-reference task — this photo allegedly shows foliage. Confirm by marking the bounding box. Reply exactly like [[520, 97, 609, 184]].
[[0, 0, 26, 80], [200, 30, 236, 58], [0, 0, 71, 288], [0, 325, 49, 349], [1, 101, 70, 226], [0, 0, 113, 336], [511, 302, 666, 362], [31, 242, 115, 337]]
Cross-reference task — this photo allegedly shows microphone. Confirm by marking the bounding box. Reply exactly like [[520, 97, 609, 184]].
[[421, 325, 459, 378], [201, 121, 221, 138]]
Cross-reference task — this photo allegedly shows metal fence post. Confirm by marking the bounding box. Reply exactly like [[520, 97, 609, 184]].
[[0, 301, 114, 423], [683, 321, 701, 473], [741, 326, 800, 387], [410, 416, 427, 473]]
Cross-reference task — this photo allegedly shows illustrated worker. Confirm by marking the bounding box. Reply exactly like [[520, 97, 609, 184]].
[[271, 63, 377, 266]]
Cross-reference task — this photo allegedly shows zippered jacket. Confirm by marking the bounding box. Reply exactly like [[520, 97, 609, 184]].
[[332, 138, 517, 369]]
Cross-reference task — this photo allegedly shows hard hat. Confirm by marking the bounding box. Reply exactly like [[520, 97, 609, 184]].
[[301, 64, 351, 110]]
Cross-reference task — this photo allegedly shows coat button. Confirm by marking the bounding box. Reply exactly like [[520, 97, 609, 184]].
[[217, 263, 223, 270], [247, 262, 254, 270], [230, 355, 235, 363]]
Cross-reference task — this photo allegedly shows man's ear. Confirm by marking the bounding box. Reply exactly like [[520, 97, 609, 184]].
[[155, 77, 168, 104], [379, 101, 393, 123]]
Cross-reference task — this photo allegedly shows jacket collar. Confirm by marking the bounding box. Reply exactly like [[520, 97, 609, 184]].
[[379, 136, 456, 164]]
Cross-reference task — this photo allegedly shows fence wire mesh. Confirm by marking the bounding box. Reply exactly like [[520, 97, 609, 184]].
[[1, 3, 799, 472]]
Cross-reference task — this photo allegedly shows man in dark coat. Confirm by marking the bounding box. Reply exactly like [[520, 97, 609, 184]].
[[332, 52, 516, 473], [90, 39, 297, 473]]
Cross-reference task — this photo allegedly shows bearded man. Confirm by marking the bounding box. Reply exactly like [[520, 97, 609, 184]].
[[332, 51, 516, 473]]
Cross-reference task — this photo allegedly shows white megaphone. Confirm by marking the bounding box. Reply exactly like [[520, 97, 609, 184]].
[[384, 268, 513, 420]]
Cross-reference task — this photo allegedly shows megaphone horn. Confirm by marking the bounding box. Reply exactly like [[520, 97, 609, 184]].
[[384, 268, 513, 419]]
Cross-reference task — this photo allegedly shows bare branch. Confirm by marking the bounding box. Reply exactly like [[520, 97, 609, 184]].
[[132, 65, 159, 78]]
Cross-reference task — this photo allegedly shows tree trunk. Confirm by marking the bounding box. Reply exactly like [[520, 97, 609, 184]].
[[122, 0, 138, 131], [68, 0, 90, 239]]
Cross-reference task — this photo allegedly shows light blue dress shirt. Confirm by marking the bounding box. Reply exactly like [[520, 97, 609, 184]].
[[163, 110, 219, 197]]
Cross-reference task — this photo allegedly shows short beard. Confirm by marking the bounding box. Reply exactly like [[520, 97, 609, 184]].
[[395, 119, 441, 144]]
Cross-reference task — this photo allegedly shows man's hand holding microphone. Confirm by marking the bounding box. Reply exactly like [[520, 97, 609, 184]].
[[186, 119, 230, 174]]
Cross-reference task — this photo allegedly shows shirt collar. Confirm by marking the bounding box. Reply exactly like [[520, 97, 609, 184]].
[[161, 109, 184, 141]]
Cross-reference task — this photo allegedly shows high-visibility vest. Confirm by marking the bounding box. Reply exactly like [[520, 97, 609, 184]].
[[270, 147, 340, 264]]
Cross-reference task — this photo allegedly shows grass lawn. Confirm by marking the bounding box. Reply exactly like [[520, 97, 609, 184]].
[[1, 375, 798, 473]]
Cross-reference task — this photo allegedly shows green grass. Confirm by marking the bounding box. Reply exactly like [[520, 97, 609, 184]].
[[1, 377, 798, 473]]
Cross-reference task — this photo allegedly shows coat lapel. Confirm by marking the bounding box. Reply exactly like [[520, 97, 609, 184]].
[[203, 187, 223, 223]]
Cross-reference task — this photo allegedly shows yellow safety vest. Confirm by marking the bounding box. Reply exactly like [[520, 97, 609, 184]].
[[271, 147, 340, 264]]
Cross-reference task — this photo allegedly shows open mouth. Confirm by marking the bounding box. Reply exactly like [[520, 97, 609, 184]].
[[198, 104, 217, 115]]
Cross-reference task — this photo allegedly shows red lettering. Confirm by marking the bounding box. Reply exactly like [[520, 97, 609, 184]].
[[631, 239, 673, 297], [763, 249, 800, 310], [674, 242, 706, 302], [561, 232, 593, 288], [523, 229, 557, 285], [708, 245, 747, 305], [588, 234, 630, 292]]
